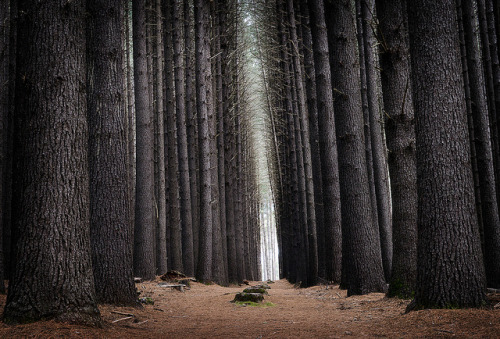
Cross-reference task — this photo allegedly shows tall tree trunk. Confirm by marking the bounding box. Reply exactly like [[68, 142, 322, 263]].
[[87, 0, 137, 305], [287, 0, 318, 287], [213, 0, 229, 286], [164, 1, 183, 273], [308, 0, 342, 283], [359, 0, 393, 282], [133, 0, 156, 280], [461, 0, 500, 289], [184, 0, 200, 271], [4, 0, 101, 325], [376, 0, 417, 298], [173, 0, 194, 277], [153, 0, 168, 275], [356, 0, 382, 284], [325, 0, 387, 296], [3, 0, 16, 282], [0, 0, 9, 294], [195, 0, 214, 283], [300, 0, 326, 281], [407, 0, 486, 309]]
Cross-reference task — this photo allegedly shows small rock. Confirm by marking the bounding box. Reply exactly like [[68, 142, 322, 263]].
[[243, 280, 250, 285], [139, 297, 154, 305], [344, 331, 352, 336]]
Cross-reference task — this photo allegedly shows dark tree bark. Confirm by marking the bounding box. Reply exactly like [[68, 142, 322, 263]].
[[164, 0, 183, 273], [87, 0, 137, 305], [4, 0, 101, 325], [153, 0, 167, 275], [173, 0, 194, 277], [407, 0, 486, 309], [212, 0, 228, 286], [0, 0, 9, 294], [376, 0, 417, 298], [3, 0, 16, 282], [461, 0, 500, 289], [356, 2, 381, 281], [221, 0, 238, 284], [195, 0, 214, 283], [325, 0, 387, 296], [359, 0, 393, 282], [125, 0, 136, 247], [299, 0, 326, 281], [184, 0, 200, 270], [287, 0, 318, 287], [133, 0, 156, 280], [308, 0, 342, 283]]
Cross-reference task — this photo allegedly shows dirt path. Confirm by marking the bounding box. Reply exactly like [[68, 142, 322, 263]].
[[0, 278, 499, 338]]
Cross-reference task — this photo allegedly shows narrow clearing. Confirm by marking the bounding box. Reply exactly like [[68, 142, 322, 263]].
[[0, 279, 499, 338]]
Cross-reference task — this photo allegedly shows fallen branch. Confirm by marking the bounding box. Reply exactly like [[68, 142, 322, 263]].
[[112, 316, 133, 323], [111, 311, 135, 317]]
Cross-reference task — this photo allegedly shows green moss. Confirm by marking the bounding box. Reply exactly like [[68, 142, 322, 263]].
[[234, 301, 275, 307], [243, 288, 268, 294], [387, 278, 414, 299]]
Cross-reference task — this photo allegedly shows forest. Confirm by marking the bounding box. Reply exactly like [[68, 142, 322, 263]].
[[0, 0, 499, 337]]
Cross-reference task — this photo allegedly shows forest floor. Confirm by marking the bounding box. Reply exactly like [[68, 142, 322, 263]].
[[0, 278, 499, 338]]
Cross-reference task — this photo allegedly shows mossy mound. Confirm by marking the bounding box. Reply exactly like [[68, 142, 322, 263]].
[[232, 292, 264, 303]]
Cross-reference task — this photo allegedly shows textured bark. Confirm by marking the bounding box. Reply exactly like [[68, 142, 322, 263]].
[[0, 0, 9, 294], [195, 0, 213, 283], [235, 114, 247, 282], [212, 0, 228, 286], [356, 3, 381, 280], [173, 0, 194, 277], [308, 0, 342, 283], [125, 0, 136, 246], [3, 0, 16, 281], [87, 0, 137, 305], [461, 0, 500, 289], [164, 1, 183, 273], [299, 0, 326, 281], [153, 0, 167, 275], [325, 0, 387, 296], [4, 0, 101, 325], [407, 0, 486, 309], [359, 0, 393, 282], [221, 0, 238, 283], [287, 0, 318, 287], [184, 1, 200, 270], [133, 0, 155, 280], [376, 0, 417, 298]]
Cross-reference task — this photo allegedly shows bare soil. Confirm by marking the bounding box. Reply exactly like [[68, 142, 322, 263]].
[[0, 278, 499, 338]]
